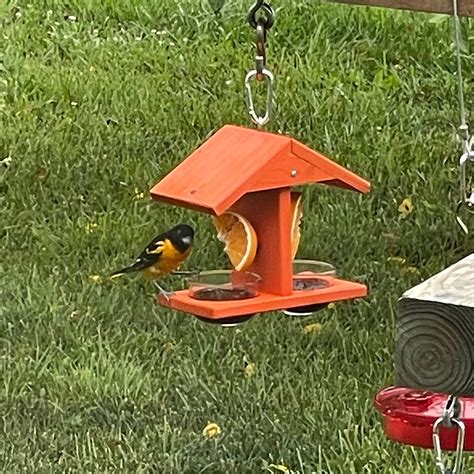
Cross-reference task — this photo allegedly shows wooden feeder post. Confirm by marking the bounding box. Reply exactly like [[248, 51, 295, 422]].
[[396, 253, 474, 397], [150, 125, 370, 322], [230, 188, 294, 296]]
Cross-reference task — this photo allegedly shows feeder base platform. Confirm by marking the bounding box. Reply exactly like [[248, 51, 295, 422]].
[[157, 278, 367, 319]]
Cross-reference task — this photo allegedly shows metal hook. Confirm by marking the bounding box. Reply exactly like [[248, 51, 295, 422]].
[[247, 0, 275, 30], [456, 149, 474, 233], [442, 396, 461, 428], [459, 151, 474, 211], [456, 201, 470, 234]]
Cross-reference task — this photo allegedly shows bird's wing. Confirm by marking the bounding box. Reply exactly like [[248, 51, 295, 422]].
[[131, 239, 166, 269], [113, 238, 165, 274]]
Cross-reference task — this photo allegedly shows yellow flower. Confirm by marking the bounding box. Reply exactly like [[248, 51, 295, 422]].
[[387, 256, 406, 265], [85, 222, 98, 234], [327, 303, 336, 310], [398, 198, 414, 217], [268, 464, 290, 473], [304, 323, 323, 334], [244, 363, 256, 378], [163, 341, 176, 351], [134, 187, 145, 200], [402, 266, 420, 275], [89, 275, 102, 283], [202, 422, 221, 438]]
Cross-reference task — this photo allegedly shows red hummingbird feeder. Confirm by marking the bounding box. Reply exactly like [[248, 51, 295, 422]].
[[375, 386, 474, 450], [149, 124, 371, 325]]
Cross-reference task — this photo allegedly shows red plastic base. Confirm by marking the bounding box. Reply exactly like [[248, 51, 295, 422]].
[[374, 386, 474, 450]]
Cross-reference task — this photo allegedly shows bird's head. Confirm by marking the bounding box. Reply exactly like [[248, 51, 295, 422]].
[[169, 224, 194, 252]]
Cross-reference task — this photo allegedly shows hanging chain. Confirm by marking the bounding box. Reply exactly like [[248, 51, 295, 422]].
[[452, 0, 468, 148], [452, 0, 474, 232], [433, 396, 465, 474], [244, 1, 275, 128]]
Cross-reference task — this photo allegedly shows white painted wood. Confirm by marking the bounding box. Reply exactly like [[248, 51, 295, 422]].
[[402, 254, 474, 308]]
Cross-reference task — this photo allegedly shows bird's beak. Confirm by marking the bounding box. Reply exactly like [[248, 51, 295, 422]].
[[182, 235, 192, 245]]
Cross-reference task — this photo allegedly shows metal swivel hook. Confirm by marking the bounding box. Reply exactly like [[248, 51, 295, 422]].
[[247, 0, 275, 30]]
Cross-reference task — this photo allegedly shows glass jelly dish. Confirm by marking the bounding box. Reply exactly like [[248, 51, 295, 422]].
[[283, 259, 336, 317], [292, 259, 336, 291], [188, 270, 261, 301]]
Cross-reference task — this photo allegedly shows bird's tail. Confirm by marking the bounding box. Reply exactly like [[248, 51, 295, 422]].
[[110, 263, 140, 279]]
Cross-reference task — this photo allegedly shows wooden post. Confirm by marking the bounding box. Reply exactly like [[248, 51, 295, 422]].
[[230, 188, 294, 296], [329, 0, 474, 16], [396, 254, 474, 396]]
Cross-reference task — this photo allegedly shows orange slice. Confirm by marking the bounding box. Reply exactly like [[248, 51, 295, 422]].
[[213, 211, 258, 272], [291, 192, 303, 259]]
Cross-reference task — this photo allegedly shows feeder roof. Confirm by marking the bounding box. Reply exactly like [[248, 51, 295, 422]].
[[150, 125, 370, 215]]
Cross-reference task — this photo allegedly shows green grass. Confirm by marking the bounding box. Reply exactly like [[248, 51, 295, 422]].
[[1, 0, 473, 472]]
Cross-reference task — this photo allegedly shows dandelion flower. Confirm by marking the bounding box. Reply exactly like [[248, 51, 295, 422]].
[[398, 198, 414, 217], [268, 464, 290, 473], [163, 341, 176, 351], [134, 187, 145, 200], [244, 363, 256, 378], [387, 256, 406, 265], [85, 222, 98, 234], [304, 323, 323, 335], [202, 422, 221, 438], [402, 266, 420, 275]]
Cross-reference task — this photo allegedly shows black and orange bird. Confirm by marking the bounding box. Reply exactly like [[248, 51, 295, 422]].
[[111, 224, 194, 298]]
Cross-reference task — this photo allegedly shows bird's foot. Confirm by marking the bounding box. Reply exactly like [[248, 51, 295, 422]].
[[160, 291, 174, 303], [153, 281, 174, 302], [171, 270, 201, 277]]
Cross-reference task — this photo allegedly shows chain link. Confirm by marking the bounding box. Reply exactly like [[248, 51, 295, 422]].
[[452, 0, 473, 231]]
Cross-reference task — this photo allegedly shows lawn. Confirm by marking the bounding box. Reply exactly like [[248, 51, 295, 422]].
[[1, 0, 473, 472]]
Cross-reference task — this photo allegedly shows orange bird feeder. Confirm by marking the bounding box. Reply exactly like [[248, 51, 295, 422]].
[[150, 124, 370, 323]]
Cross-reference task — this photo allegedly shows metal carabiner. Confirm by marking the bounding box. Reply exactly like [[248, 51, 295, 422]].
[[433, 417, 465, 474], [433, 397, 465, 474], [244, 68, 274, 128]]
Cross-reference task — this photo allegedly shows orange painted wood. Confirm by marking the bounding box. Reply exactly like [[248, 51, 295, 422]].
[[150, 125, 289, 215], [150, 125, 370, 215], [231, 189, 293, 296], [330, 0, 474, 16], [291, 140, 371, 194], [247, 151, 334, 191], [158, 278, 367, 318]]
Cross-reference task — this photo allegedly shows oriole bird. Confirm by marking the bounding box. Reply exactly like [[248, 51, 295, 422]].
[[111, 224, 194, 297]]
